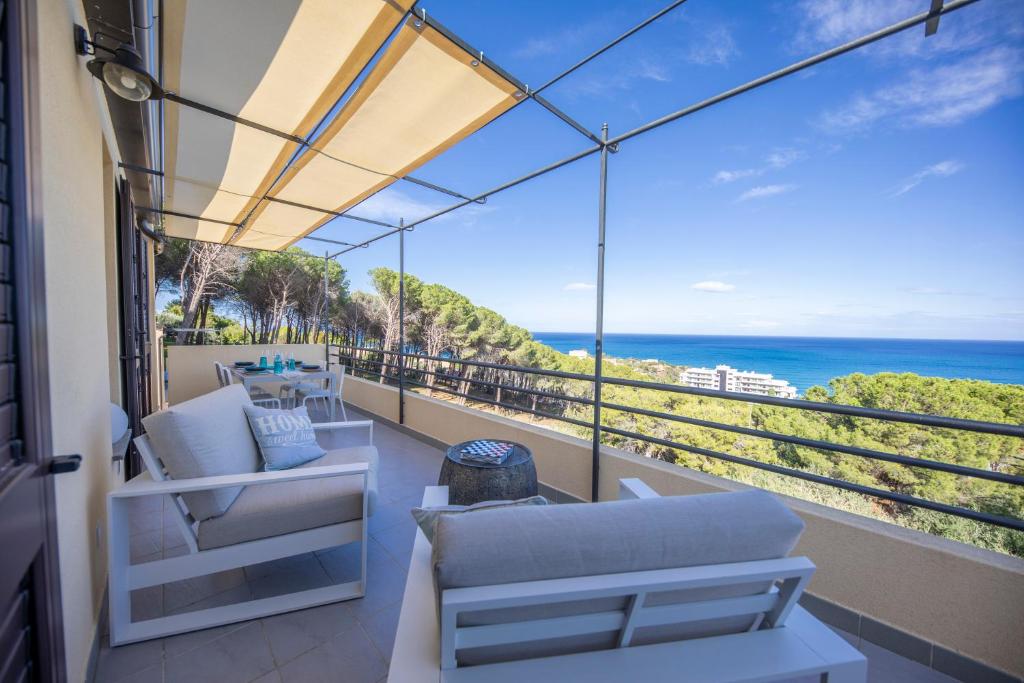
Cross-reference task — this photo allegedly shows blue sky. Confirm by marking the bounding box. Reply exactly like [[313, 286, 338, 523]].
[[288, 0, 1024, 340]]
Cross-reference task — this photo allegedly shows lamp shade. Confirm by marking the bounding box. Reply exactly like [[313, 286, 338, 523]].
[[94, 44, 161, 102], [103, 61, 152, 101]]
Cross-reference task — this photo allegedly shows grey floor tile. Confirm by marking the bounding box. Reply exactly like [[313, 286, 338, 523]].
[[368, 497, 421, 535], [164, 582, 253, 617], [360, 602, 401, 664], [129, 530, 164, 563], [163, 568, 248, 613], [94, 636, 163, 683], [244, 553, 320, 582], [164, 622, 275, 683], [129, 586, 164, 622], [162, 620, 249, 659], [370, 522, 415, 567], [250, 672, 282, 683], [861, 641, 960, 683], [248, 555, 333, 601], [261, 601, 359, 666], [277, 624, 387, 683], [317, 538, 402, 585]]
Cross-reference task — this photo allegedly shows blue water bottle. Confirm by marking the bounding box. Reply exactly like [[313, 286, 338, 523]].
[[273, 351, 283, 374]]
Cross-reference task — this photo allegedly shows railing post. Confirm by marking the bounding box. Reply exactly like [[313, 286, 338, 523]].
[[323, 251, 329, 366], [398, 219, 406, 424], [592, 123, 610, 502]]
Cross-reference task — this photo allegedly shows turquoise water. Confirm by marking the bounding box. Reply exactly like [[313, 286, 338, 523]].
[[531, 333, 1024, 393]]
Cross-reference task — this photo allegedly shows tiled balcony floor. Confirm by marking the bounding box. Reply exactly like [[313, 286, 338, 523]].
[[92, 407, 963, 683]]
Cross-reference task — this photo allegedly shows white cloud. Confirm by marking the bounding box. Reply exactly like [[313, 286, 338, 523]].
[[740, 319, 782, 329], [562, 58, 676, 97], [637, 59, 671, 83], [353, 188, 492, 226], [563, 282, 596, 291], [712, 148, 807, 184], [797, 0, 919, 47], [512, 19, 611, 60], [685, 25, 739, 66], [892, 160, 963, 196], [765, 148, 807, 169], [354, 190, 443, 223], [713, 168, 758, 184], [737, 184, 796, 202], [796, 0, 1024, 59], [691, 280, 736, 293], [819, 47, 1024, 133]]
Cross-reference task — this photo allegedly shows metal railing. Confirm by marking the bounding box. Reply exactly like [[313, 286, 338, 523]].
[[330, 344, 1024, 531]]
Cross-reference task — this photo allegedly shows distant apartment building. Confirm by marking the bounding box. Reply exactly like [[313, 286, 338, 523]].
[[680, 364, 798, 399], [568, 349, 590, 358]]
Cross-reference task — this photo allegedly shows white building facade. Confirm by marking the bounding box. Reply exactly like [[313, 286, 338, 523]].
[[680, 364, 798, 399]]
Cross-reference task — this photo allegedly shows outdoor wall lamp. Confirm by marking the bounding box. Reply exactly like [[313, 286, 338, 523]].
[[74, 24, 163, 102]]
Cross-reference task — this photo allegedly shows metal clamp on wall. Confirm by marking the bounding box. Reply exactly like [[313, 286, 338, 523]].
[[49, 455, 82, 475]]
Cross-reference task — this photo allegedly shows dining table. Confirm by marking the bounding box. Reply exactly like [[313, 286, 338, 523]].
[[230, 364, 336, 421]]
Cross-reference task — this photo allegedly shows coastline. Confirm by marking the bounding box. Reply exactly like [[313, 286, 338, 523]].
[[533, 332, 1024, 393]]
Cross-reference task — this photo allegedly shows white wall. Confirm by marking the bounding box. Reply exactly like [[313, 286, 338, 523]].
[[35, 0, 123, 679], [165, 344, 328, 404]]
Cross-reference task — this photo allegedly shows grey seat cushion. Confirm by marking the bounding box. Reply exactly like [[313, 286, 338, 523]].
[[197, 446, 378, 550], [433, 489, 805, 665], [142, 384, 259, 521]]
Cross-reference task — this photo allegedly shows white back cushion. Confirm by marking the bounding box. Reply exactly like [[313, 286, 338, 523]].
[[142, 384, 260, 520]]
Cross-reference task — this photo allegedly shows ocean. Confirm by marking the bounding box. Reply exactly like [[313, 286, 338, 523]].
[[531, 333, 1024, 393]]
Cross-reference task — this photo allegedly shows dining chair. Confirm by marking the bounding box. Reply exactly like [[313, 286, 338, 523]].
[[218, 361, 280, 408], [296, 365, 347, 421]]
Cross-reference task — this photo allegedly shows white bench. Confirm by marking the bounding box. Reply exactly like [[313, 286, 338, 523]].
[[389, 479, 866, 682]]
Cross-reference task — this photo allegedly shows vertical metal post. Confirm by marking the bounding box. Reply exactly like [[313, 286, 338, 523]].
[[398, 219, 406, 424], [592, 124, 609, 502], [323, 252, 329, 366]]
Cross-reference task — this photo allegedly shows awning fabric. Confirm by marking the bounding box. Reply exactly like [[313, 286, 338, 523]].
[[231, 18, 524, 250], [160, 0, 413, 243]]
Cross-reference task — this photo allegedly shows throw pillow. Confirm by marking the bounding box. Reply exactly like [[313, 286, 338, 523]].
[[411, 495, 549, 543], [244, 404, 326, 471]]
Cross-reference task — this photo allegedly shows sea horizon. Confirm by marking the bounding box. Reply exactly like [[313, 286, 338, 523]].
[[530, 332, 1024, 393]]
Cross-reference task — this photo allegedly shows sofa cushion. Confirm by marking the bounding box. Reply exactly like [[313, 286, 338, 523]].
[[244, 404, 326, 471], [142, 384, 259, 521], [197, 446, 378, 550], [411, 496, 548, 544], [432, 489, 805, 665]]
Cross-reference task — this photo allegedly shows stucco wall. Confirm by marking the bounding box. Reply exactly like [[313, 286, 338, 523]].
[[342, 375, 1024, 677], [165, 344, 328, 404], [36, 0, 123, 679]]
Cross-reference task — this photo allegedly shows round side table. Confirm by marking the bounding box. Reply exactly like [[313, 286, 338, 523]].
[[438, 441, 538, 506]]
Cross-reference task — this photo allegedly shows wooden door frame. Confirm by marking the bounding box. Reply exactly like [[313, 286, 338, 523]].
[[6, 0, 66, 677]]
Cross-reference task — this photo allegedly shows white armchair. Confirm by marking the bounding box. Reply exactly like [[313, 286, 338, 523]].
[[107, 385, 375, 645]]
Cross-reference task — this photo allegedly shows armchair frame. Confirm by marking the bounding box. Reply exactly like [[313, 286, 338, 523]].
[[108, 420, 374, 645]]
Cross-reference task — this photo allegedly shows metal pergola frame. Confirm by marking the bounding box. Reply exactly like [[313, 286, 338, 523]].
[[147, 0, 984, 503], [313, 0, 977, 501]]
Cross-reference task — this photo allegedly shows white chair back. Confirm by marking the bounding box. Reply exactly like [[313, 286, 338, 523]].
[[214, 361, 227, 387]]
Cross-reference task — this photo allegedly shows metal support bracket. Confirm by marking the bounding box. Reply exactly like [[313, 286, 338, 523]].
[[925, 0, 944, 35], [50, 455, 82, 475]]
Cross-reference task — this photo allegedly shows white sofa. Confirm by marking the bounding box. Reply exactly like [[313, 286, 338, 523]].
[[389, 479, 867, 682]]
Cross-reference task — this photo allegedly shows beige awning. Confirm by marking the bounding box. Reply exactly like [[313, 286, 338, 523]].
[[160, 0, 413, 242], [231, 18, 523, 250]]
